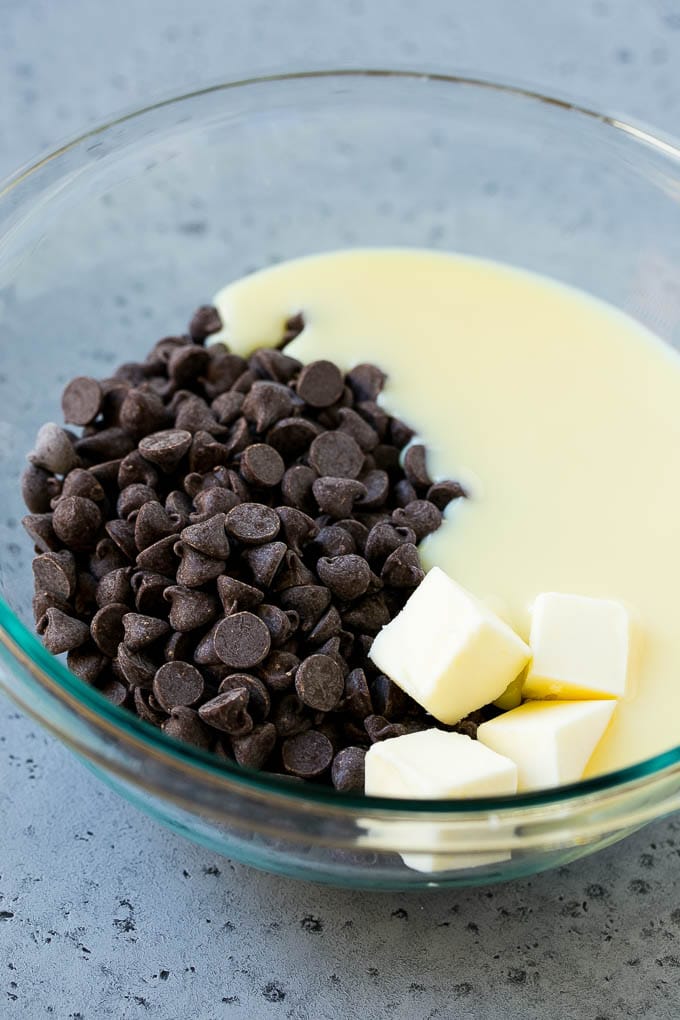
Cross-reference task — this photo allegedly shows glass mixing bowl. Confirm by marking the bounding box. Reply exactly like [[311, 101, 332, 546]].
[[2, 70, 680, 889]]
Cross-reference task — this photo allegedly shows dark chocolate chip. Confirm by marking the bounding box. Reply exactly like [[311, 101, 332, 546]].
[[138, 429, 192, 472], [297, 360, 344, 408], [164, 585, 219, 632], [162, 707, 211, 748], [249, 347, 302, 383], [331, 746, 366, 792], [203, 352, 248, 399], [117, 483, 157, 518], [61, 377, 103, 424], [388, 417, 414, 450], [345, 363, 386, 402], [29, 423, 79, 474], [174, 396, 227, 436], [231, 368, 258, 394], [342, 593, 391, 633], [175, 543, 226, 587], [163, 630, 194, 662], [95, 566, 132, 607], [37, 607, 90, 654], [135, 534, 179, 575], [225, 503, 280, 545], [256, 603, 298, 647], [198, 688, 253, 737], [364, 521, 416, 565], [60, 468, 105, 504], [232, 723, 277, 769], [295, 654, 344, 711], [342, 667, 373, 717], [427, 480, 467, 509], [371, 674, 411, 720], [122, 612, 170, 652], [98, 678, 128, 705], [23, 513, 58, 553], [381, 543, 425, 588], [280, 464, 317, 513], [403, 444, 431, 488], [242, 381, 296, 432], [211, 390, 245, 426], [90, 602, 128, 657], [131, 570, 173, 615], [392, 499, 442, 540], [279, 585, 330, 632], [89, 538, 128, 579], [272, 694, 312, 737], [115, 643, 156, 688], [67, 644, 107, 684], [242, 541, 287, 588], [75, 427, 135, 461], [153, 661, 204, 711], [279, 311, 305, 347], [394, 479, 418, 507], [309, 431, 364, 479], [21, 464, 54, 513], [312, 477, 366, 518], [74, 571, 98, 615], [239, 443, 285, 489], [167, 345, 210, 385], [32, 550, 76, 600], [52, 496, 102, 550], [192, 622, 222, 666], [134, 501, 181, 551], [218, 672, 271, 720], [272, 549, 316, 591], [189, 304, 222, 342], [180, 513, 230, 559], [190, 487, 240, 521], [307, 605, 342, 646], [216, 574, 264, 614], [267, 417, 322, 459], [119, 388, 169, 436], [311, 524, 356, 559], [134, 687, 166, 725], [355, 469, 389, 510], [337, 407, 379, 451], [118, 450, 160, 489], [365, 715, 407, 742], [316, 554, 373, 601], [259, 651, 299, 692], [104, 519, 137, 561], [282, 730, 333, 778], [213, 612, 271, 669], [33, 590, 70, 622]]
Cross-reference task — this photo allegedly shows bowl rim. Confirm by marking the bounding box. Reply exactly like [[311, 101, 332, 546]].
[[3, 66, 680, 816]]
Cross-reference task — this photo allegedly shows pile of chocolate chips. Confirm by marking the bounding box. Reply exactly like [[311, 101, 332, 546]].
[[21, 304, 481, 792]]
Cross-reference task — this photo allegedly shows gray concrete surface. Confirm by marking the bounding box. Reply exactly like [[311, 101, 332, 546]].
[[2, 1, 680, 1017]]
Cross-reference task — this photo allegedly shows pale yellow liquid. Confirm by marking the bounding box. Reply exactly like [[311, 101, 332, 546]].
[[213, 249, 680, 778]]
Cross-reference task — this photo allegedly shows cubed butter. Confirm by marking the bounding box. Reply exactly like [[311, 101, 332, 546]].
[[369, 567, 530, 724], [477, 699, 616, 791], [524, 592, 630, 700], [364, 729, 517, 872]]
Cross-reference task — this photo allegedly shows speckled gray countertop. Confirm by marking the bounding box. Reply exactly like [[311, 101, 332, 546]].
[[2, 2, 680, 1017]]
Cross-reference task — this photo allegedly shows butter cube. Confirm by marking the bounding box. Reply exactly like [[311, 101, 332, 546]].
[[365, 728, 518, 798], [477, 700, 616, 791], [369, 567, 530, 724], [524, 592, 630, 700], [365, 729, 517, 872]]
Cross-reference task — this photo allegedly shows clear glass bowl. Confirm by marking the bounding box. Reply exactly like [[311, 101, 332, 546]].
[[2, 70, 680, 889]]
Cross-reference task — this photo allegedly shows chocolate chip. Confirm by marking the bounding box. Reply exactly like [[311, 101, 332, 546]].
[[364, 521, 416, 565], [135, 534, 179, 575], [52, 496, 102, 550], [175, 543, 226, 587], [280, 311, 305, 347], [242, 541, 287, 587], [133, 501, 181, 551], [37, 607, 90, 654], [346, 363, 386, 402], [280, 464, 317, 513], [342, 593, 390, 633], [307, 605, 342, 646], [162, 707, 211, 748], [119, 389, 169, 436], [189, 305, 222, 342], [279, 585, 330, 632], [392, 499, 442, 540], [403, 444, 431, 489], [192, 622, 222, 666], [75, 427, 135, 461], [115, 643, 156, 688], [218, 672, 271, 720], [231, 368, 258, 394], [239, 443, 285, 488], [60, 468, 105, 504], [190, 487, 240, 521], [131, 570, 172, 615], [427, 479, 467, 509], [138, 429, 192, 472], [118, 450, 160, 489], [282, 730, 333, 778], [342, 667, 373, 717], [89, 538, 127, 579], [163, 630, 194, 662], [312, 477, 366, 518], [295, 654, 344, 711], [250, 347, 302, 383], [164, 585, 219, 632], [33, 589, 70, 623], [180, 513, 230, 559], [211, 390, 245, 427], [296, 360, 344, 408], [225, 503, 280, 545], [371, 674, 411, 720], [174, 395, 227, 436], [371, 443, 400, 475], [394, 479, 418, 507], [95, 566, 132, 607], [336, 407, 379, 451], [364, 715, 407, 742], [216, 574, 264, 614], [309, 432, 364, 479], [275, 506, 318, 555], [122, 612, 170, 652], [316, 554, 373, 600], [89, 602, 129, 657], [187, 430, 230, 472], [22, 513, 58, 552], [153, 661, 204, 711], [242, 381, 296, 432], [198, 688, 253, 736], [213, 612, 271, 668], [67, 645, 107, 684], [381, 543, 425, 588], [74, 571, 98, 615], [29, 422, 79, 474], [203, 352, 248, 399], [272, 549, 316, 590], [32, 550, 76, 600], [232, 723, 277, 769], [311, 524, 356, 559], [355, 469, 389, 510], [21, 464, 54, 514], [267, 417, 322, 459], [104, 519, 137, 561], [331, 746, 366, 792], [116, 483, 157, 519], [167, 345, 210, 385], [98, 677, 128, 705], [259, 651, 299, 692], [134, 687, 166, 725]]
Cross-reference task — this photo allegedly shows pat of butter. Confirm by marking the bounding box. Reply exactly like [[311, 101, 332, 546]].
[[524, 592, 630, 700], [477, 700, 616, 791], [364, 728, 518, 799], [369, 567, 531, 724]]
